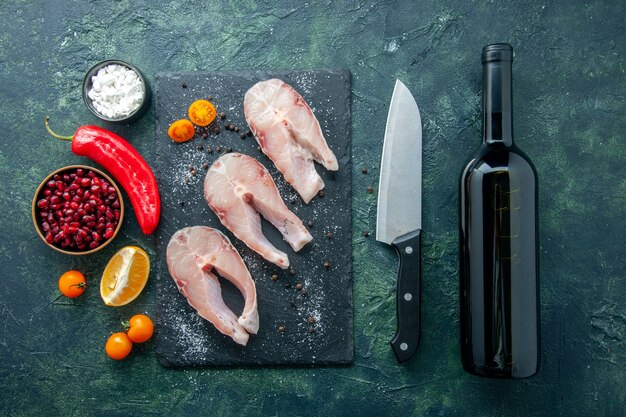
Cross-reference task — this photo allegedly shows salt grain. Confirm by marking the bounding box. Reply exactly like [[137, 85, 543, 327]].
[[88, 64, 144, 119]]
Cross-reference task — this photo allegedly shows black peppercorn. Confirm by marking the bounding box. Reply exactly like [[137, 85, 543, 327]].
[[295, 282, 303, 290], [213, 127, 221, 135], [309, 327, 315, 334], [307, 220, 314, 228], [202, 162, 209, 170], [197, 145, 204, 151], [271, 274, 279, 281], [219, 112, 226, 119], [234, 126, 240, 132], [307, 316, 316, 324], [367, 186, 374, 193], [362, 230, 370, 237], [278, 325, 285, 333], [246, 130, 253, 137], [181, 82, 187, 88], [240, 133, 246, 139], [289, 267, 296, 276], [323, 261, 331, 270], [325, 231, 334, 239], [318, 190, 325, 198], [361, 167, 368, 174]]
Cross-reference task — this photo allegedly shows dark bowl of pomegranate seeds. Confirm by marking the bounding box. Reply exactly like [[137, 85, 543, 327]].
[[32, 165, 124, 255]]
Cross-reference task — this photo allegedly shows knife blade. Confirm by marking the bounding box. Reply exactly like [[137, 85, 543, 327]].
[[376, 79, 422, 363]]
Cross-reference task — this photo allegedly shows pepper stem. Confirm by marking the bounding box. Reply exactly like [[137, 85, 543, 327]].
[[45, 116, 74, 141], [121, 320, 131, 332]]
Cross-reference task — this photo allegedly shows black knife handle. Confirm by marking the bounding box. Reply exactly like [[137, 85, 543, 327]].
[[390, 229, 421, 363]]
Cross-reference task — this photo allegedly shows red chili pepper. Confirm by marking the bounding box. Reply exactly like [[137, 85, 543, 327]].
[[45, 116, 160, 235]]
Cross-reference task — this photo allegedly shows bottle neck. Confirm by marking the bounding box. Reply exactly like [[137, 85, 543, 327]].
[[482, 59, 513, 146]]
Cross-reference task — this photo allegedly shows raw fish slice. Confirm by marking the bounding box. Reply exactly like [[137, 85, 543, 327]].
[[244, 78, 338, 203], [204, 153, 313, 269], [166, 226, 259, 346]]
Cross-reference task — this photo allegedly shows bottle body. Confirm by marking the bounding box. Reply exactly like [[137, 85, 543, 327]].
[[459, 44, 539, 378]]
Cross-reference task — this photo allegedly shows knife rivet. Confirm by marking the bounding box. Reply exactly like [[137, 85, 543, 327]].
[[400, 343, 408, 351], [405, 246, 413, 254], [404, 293, 412, 301]]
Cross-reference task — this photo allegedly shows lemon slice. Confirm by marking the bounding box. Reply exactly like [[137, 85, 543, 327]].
[[100, 246, 150, 307]]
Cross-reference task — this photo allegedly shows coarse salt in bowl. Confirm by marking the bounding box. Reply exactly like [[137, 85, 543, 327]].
[[82, 59, 150, 123]]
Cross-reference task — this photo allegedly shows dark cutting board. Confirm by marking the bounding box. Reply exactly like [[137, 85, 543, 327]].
[[153, 69, 352, 367]]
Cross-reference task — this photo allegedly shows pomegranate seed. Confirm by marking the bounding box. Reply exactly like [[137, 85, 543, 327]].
[[70, 201, 79, 210], [53, 174, 60, 181], [115, 211, 120, 220], [91, 185, 101, 195], [112, 199, 120, 209], [63, 174, 71, 182], [46, 180, 56, 189], [41, 222, 50, 232], [54, 231, 65, 242], [69, 173, 76, 180], [76, 168, 84, 177], [70, 183, 80, 192], [50, 196, 60, 205], [45, 232, 54, 243], [88, 171, 96, 178], [56, 182, 65, 192], [84, 235, 92, 243], [80, 178, 91, 187], [70, 222, 80, 228], [97, 205, 107, 213], [93, 177, 101, 186], [83, 215, 95, 223], [108, 187, 116, 195], [65, 209, 75, 216], [77, 244, 86, 250], [106, 211, 114, 220], [43, 189, 52, 196], [64, 236, 71, 246], [37, 199, 49, 208], [104, 228, 115, 239], [47, 213, 55, 222], [89, 241, 99, 249], [55, 210, 63, 218], [68, 226, 79, 234], [96, 223, 106, 231], [86, 221, 97, 228], [72, 195, 81, 203], [76, 188, 84, 197], [62, 192, 71, 201], [73, 213, 80, 221]]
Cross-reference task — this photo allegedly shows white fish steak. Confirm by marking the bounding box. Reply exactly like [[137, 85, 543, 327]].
[[244, 78, 338, 203], [166, 226, 259, 346], [204, 152, 313, 269]]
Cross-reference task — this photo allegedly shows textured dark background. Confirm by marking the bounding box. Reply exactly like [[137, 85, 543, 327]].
[[1, 1, 624, 416]]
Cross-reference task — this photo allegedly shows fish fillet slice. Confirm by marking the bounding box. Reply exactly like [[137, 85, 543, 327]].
[[204, 153, 312, 269], [244, 78, 339, 203], [166, 226, 259, 346]]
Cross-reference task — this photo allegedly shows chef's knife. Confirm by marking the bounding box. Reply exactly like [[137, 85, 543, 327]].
[[376, 79, 422, 363]]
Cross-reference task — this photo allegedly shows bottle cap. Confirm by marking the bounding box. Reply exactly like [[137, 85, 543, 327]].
[[482, 43, 513, 63]]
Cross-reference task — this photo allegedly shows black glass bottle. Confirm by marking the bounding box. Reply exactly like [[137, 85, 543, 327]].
[[459, 44, 539, 378]]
